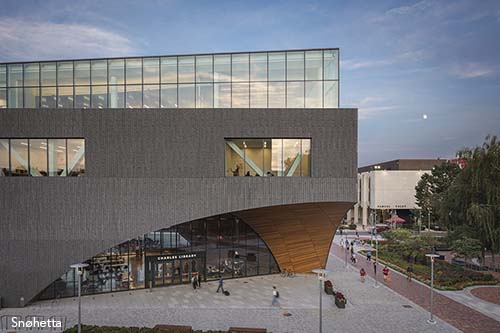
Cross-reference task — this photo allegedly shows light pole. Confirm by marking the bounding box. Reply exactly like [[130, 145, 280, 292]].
[[312, 269, 328, 333], [71, 263, 89, 333], [425, 254, 439, 324], [344, 233, 348, 268], [373, 227, 379, 288]]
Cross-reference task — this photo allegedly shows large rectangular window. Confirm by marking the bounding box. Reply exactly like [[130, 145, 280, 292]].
[[225, 138, 311, 177], [0, 138, 84, 177]]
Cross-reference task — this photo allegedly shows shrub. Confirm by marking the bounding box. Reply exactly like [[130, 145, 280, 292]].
[[348, 224, 357, 230]]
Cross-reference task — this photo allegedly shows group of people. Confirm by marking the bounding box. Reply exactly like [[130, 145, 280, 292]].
[[214, 276, 280, 306]]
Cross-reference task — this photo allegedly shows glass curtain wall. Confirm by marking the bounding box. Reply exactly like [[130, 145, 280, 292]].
[[225, 138, 311, 177], [37, 214, 278, 301], [0, 49, 339, 109]]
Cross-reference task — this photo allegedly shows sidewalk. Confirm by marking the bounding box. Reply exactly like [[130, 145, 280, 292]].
[[331, 237, 500, 333]]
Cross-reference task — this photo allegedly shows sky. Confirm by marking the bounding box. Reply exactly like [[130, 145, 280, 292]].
[[1, 0, 499, 166]]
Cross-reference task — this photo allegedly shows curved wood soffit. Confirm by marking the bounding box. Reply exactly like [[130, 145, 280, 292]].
[[234, 202, 353, 274]]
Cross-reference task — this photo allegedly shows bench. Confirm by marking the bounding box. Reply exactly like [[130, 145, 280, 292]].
[[153, 324, 193, 332], [228, 327, 267, 333]]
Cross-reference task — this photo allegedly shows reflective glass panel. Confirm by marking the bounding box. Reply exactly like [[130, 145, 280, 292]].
[[109, 85, 125, 108], [29, 139, 48, 176], [250, 82, 267, 108], [178, 83, 195, 107], [214, 55, 231, 82], [161, 57, 177, 83], [305, 51, 322, 80], [0, 65, 6, 87], [0, 89, 6, 108], [214, 83, 231, 108], [126, 58, 142, 84], [75, 86, 90, 109], [324, 81, 338, 108], [160, 84, 177, 108], [126, 84, 142, 108], [196, 55, 213, 82], [24, 87, 39, 108], [143, 84, 159, 108], [143, 58, 159, 84], [108, 59, 125, 84], [75, 61, 90, 85], [58, 86, 74, 108], [8, 64, 23, 87], [287, 52, 304, 81], [263, 139, 272, 175], [91, 60, 107, 85], [231, 83, 249, 108], [268, 82, 285, 108], [10, 139, 29, 176], [68, 139, 85, 176], [24, 63, 39, 86], [305, 81, 322, 108], [286, 81, 304, 108], [225, 139, 245, 176], [0, 139, 8, 175], [41, 87, 56, 108], [301, 139, 311, 176], [8, 88, 23, 108], [91, 85, 107, 108], [196, 83, 213, 108], [268, 52, 285, 81], [250, 53, 267, 81], [57, 62, 73, 86], [41, 63, 56, 86], [231, 54, 249, 82], [178, 56, 195, 83], [283, 139, 301, 176], [48, 139, 66, 176], [324, 50, 339, 80], [271, 139, 283, 176]]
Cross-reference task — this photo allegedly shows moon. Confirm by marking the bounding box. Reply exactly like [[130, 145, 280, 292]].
[[422, 114, 428, 120]]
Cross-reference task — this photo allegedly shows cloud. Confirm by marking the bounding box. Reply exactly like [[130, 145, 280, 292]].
[[341, 59, 391, 70], [359, 105, 399, 120], [384, 0, 434, 16], [0, 18, 136, 62], [448, 62, 497, 79]]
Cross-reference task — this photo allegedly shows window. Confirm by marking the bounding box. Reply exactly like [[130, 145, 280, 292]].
[[91, 86, 107, 108], [178, 57, 195, 83], [24, 63, 40, 86], [143, 85, 159, 108], [250, 82, 267, 108], [8, 64, 23, 87], [250, 53, 267, 81], [75, 61, 90, 85], [231, 54, 249, 82], [41, 87, 56, 108], [231, 83, 249, 108], [305, 81, 322, 108], [268, 52, 285, 81], [126, 58, 142, 85], [268, 82, 285, 108], [108, 59, 125, 85], [41, 63, 56, 86], [160, 84, 177, 108], [196, 83, 213, 108], [324, 49, 339, 80], [214, 55, 231, 82], [58, 86, 74, 108], [286, 81, 304, 108], [8, 88, 23, 108], [305, 51, 322, 80], [225, 138, 311, 177], [109, 85, 125, 108], [161, 57, 177, 83], [126, 85, 142, 108], [214, 83, 231, 108], [91, 60, 107, 85], [57, 62, 73, 86], [196, 55, 213, 83], [324, 81, 338, 108], [178, 84, 195, 108], [143, 58, 159, 84], [75, 86, 90, 109], [24, 87, 39, 108], [286, 52, 304, 81], [0, 138, 84, 177]]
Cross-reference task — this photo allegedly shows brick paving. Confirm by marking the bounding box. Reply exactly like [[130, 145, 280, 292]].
[[332, 237, 500, 333], [470, 286, 500, 305]]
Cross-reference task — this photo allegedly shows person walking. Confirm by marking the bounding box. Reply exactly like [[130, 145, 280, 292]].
[[360, 268, 366, 283], [351, 253, 357, 264], [271, 286, 280, 307], [383, 265, 390, 282], [373, 260, 377, 276], [406, 265, 413, 281], [366, 250, 372, 261], [216, 276, 224, 293], [191, 275, 198, 290]]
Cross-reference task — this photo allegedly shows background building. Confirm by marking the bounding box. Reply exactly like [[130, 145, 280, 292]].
[[0, 48, 357, 307], [347, 159, 446, 228]]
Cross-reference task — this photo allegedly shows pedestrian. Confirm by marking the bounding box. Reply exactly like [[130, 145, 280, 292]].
[[340, 229, 343, 236], [346, 243, 350, 252], [351, 253, 357, 264], [350, 245, 354, 255], [366, 250, 372, 261], [355, 231, 359, 239], [406, 265, 413, 281], [191, 275, 198, 290], [360, 268, 366, 283], [216, 276, 224, 293], [271, 286, 280, 307], [373, 261, 377, 276], [383, 265, 390, 282]]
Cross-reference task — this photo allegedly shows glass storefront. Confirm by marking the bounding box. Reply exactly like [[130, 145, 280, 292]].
[[37, 214, 279, 301], [0, 49, 339, 109]]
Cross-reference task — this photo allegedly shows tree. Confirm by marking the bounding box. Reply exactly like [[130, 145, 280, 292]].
[[415, 162, 460, 225], [451, 237, 482, 266]]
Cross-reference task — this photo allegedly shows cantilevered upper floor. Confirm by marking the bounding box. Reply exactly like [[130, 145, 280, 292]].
[[0, 48, 339, 109]]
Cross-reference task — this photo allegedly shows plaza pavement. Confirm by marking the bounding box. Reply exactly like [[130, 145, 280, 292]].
[[335, 232, 500, 333], [0, 253, 459, 333]]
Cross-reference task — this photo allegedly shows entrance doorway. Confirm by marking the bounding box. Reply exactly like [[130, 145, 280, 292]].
[[146, 252, 204, 288]]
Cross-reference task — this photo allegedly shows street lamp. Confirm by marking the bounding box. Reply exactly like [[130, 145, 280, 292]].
[[312, 269, 328, 333], [373, 226, 379, 288], [70, 263, 89, 333], [344, 232, 348, 268], [425, 254, 440, 324]]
